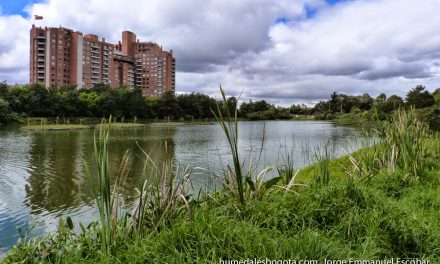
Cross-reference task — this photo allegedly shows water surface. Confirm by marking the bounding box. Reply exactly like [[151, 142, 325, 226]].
[[0, 121, 367, 255]]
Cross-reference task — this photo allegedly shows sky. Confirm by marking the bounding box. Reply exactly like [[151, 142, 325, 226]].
[[1, 0, 440, 105]]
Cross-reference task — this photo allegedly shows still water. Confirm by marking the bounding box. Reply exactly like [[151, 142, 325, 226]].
[[0, 121, 367, 254]]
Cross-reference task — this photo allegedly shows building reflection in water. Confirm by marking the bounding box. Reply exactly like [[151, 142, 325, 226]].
[[24, 126, 177, 216]]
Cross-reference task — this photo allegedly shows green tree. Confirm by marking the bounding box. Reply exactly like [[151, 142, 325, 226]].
[[226, 96, 238, 115], [158, 91, 181, 119], [0, 98, 13, 123], [375, 93, 387, 104], [0, 81, 8, 98], [405, 85, 435, 108], [433, 88, 440, 105]]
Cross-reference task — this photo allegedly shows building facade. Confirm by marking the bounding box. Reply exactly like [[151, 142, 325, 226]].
[[30, 25, 175, 97]]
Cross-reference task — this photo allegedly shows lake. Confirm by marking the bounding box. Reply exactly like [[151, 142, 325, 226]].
[[0, 121, 367, 255]]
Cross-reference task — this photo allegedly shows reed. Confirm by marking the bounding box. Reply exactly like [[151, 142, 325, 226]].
[[84, 118, 129, 255], [129, 143, 192, 233], [312, 140, 333, 186], [212, 86, 245, 204], [382, 108, 429, 179]]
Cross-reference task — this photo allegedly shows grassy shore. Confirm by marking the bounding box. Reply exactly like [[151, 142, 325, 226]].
[[21, 124, 90, 130], [95, 122, 145, 128], [3, 107, 440, 263]]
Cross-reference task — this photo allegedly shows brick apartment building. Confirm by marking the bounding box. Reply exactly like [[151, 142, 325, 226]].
[[30, 25, 176, 97]]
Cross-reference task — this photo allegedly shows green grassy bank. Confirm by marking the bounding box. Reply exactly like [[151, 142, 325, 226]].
[[95, 123, 145, 128], [21, 124, 91, 130], [3, 105, 440, 263]]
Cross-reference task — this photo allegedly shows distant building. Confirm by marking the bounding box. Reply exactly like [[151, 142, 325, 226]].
[[30, 25, 175, 97]]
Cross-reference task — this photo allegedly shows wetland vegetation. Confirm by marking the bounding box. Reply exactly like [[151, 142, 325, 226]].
[[2, 88, 440, 263]]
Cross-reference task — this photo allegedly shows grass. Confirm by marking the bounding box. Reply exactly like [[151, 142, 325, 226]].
[[21, 124, 90, 130], [21, 123, 144, 130], [3, 99, 440, 263], [95, 123, 145, 128]]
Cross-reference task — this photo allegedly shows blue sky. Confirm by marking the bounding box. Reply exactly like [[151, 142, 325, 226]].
[[0, 0, 36, 16], [0, 0, 439, 105]]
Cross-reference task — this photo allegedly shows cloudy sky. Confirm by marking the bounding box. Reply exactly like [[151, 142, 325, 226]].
[[1, 0, 440, 105]]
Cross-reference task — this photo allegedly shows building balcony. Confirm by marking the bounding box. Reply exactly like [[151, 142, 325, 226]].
[[36, 36, 45, 40]]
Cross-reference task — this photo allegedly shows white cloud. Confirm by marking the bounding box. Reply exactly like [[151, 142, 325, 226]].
[[1, 0, 440, 103], [0, 14, 29, 84]]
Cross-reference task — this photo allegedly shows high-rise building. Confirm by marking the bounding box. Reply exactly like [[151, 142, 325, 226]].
[[30, 25, 176, 97]]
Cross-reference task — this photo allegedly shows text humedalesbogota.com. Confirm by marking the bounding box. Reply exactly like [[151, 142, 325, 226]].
[[219, 258, 429, 264]]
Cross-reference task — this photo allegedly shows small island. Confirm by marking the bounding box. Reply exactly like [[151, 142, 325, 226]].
[[95, 122, 145, 128], [21, 124, 90, 130]]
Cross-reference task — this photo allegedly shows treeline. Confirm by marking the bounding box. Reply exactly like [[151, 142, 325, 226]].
[[308, 85, 440, 130], [0, 83, 219, 122], [0, 82, 290, 123], [0, 82, 439, 129]]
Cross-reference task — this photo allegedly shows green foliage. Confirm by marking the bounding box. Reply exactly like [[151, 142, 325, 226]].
[[381, 108, 429, 179], [433, 88, 440, 105], [129, 142, 192, 234], [238, 99, 291, 120], [417, 105, 440, 131], [375, 95, 404, 114], [313, 141, 333, 186], [176, 92, 217, 119], [405, 85, 435, 109], [0, 98, 15, 124]]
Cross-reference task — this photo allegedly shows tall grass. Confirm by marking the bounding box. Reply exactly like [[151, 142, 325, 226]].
[[344, 108, 431, 181], [130, 142, 192, 233], [312, 140, 333, 186], [212, 86, 245, 204], [212, 87, 283, 203], [84, 118, 129, 254], [382, 108, 429, 179], [276, 151, 301, 192]]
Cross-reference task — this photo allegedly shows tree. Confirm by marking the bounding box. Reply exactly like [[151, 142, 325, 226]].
[[405, 85, 435, 108], [226, 96, 238, 115], [158, 91, 181, 119], [375, 93, 387, 104], [0, 98, 11, 123], [0, 81, 7, 98], [376, 95, 403, 114], [433, 88, 440, 105]]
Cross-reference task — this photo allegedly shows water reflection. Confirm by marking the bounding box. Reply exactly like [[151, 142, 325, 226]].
[[0, 121, 367, 255]]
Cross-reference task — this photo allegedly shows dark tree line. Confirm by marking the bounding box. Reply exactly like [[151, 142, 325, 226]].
[[304, 85, 439, 117], [306, 85, 440, 130], [0, 83, 223, 122], [0, 82, 439, 129]]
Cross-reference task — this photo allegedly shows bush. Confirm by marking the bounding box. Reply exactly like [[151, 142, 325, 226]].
[[418, 105, 440, 131], [0, 98, 16, 124]]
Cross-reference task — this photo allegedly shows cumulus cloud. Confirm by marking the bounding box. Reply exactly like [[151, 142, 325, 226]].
[[0, 14, 29, 83], [1, 0, 440, 104]]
